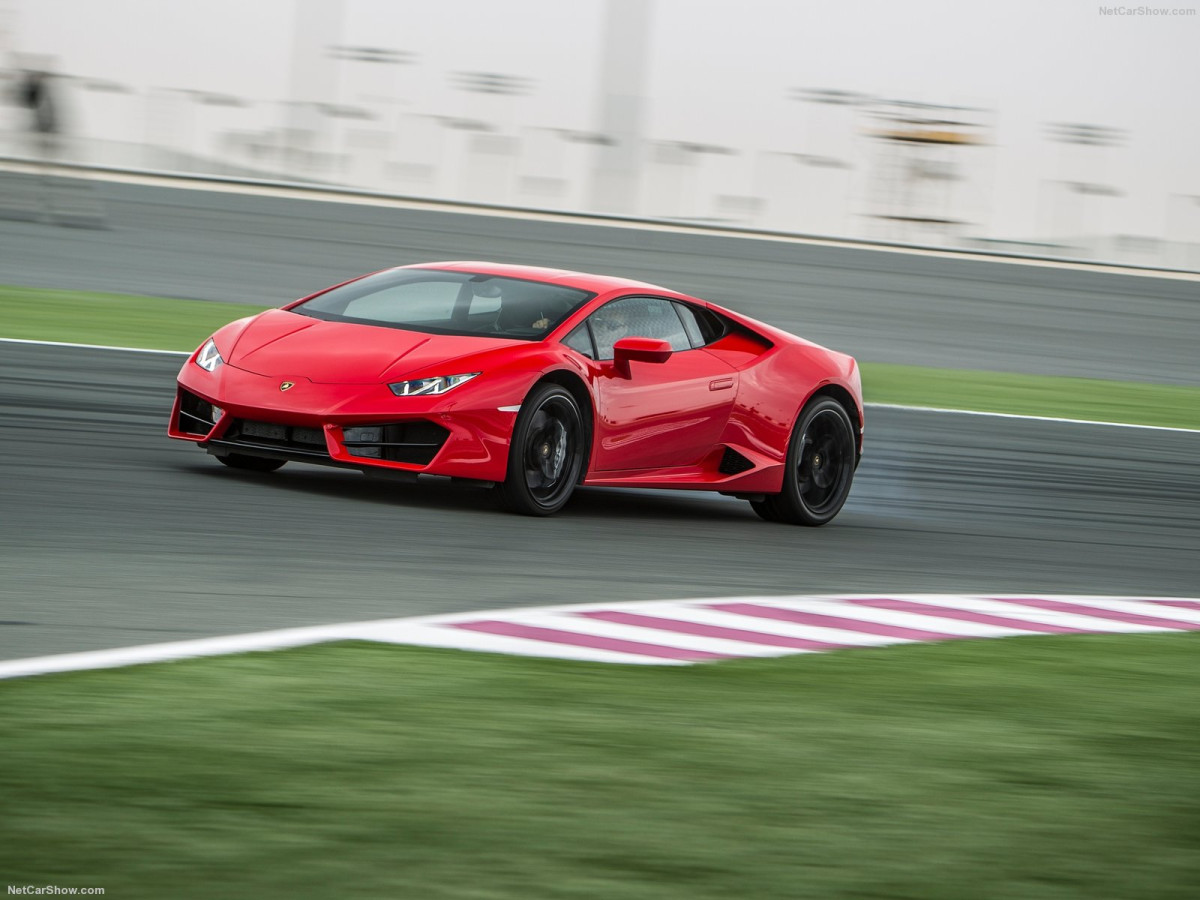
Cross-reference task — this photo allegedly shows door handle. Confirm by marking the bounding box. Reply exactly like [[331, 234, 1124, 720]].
[[709, 378, 734, 391]]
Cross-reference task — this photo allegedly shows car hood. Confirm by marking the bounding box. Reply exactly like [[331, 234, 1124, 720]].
[[227, 309, 524, 383]]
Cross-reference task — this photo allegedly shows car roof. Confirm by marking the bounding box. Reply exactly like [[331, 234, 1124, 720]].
[[402, 260, 680, 296]]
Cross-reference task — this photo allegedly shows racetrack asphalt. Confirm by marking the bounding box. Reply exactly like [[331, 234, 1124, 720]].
[[2, 172, 1199, 385], [2, 341, 1196, 663]]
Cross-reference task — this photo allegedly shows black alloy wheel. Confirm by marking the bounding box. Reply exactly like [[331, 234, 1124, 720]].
[[751, 397, 856, 526], [496, 383, 586, 515]]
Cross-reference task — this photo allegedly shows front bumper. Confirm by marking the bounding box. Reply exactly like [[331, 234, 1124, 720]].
[[168, 361, 516, 482]]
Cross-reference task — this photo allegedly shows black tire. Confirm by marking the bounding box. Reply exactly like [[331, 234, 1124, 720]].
[[215, 452, 287, 473], [496, 383, 586, 516], [751, 397, 856, 526]]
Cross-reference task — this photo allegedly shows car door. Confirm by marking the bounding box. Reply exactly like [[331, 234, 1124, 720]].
[[578, 296, 738, 472]]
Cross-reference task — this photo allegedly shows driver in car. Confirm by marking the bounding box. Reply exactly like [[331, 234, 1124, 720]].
[[479, 281, 553, 331]]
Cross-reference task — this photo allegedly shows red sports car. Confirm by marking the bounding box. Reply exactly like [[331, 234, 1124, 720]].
[[169, 262, 862, 524]]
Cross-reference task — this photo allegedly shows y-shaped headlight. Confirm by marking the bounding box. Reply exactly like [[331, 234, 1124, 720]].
[[194, 338, 224, 373], [388, 373, 479, 396]]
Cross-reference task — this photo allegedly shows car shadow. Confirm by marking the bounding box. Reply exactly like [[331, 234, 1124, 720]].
[[174, 461, 756, 523], [568, 487, 753, 521]]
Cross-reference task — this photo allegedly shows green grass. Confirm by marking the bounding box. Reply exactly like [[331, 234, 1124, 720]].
[[1, 636, 1198, 899], [861, 363, 1200, 429], [3, 284, 1198, 428], [0, 284, 270, 351]]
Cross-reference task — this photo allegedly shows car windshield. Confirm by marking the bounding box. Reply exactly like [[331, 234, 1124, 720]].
[[292, 268, 593, 340]]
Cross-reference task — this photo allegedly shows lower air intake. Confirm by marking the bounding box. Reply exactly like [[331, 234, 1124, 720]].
[[342, 421, 451, 466], [223, 420, 330, 457], [177, 389, 216, 436]]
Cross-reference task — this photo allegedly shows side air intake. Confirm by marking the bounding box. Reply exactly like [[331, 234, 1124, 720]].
[[718, 446, 755, 476]]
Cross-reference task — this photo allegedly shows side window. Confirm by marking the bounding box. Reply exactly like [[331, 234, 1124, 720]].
[[673, 302, 705, 348], [673, 302, 727, 347], [588, 296, 692, 361], [693, 307, 727, 344], [562, 323, 596, 359]]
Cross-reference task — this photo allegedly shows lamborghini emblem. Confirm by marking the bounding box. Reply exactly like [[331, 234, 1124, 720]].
[[280, 381, 295, 392]]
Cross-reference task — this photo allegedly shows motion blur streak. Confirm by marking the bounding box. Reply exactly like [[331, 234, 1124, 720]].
[[1, 178, 1198, 385]]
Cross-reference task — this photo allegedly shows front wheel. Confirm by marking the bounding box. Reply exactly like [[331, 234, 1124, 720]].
[[751, 397, 856, 526], [495, 384, 586, 516], [215, 452, 287, 473]]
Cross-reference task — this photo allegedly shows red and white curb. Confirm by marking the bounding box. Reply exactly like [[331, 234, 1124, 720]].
[[2, 594, 1198, 679]]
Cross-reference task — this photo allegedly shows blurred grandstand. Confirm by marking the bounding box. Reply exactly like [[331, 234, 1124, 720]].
[[1, 0, 1197, 271]]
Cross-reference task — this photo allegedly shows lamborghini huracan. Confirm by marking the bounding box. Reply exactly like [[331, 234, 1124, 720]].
[[169, 261, 862, 524]]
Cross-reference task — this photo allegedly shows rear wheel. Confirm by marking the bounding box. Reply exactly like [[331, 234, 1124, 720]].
[[496, 384, 585, 516], [751, 397, 856, 526], [215, 453, 287, 473]]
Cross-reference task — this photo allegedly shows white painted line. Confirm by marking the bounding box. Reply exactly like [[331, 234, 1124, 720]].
[[1, 594, 1196, 680], [351, 621, 679, 666], [864, 403, 1200, 434], [0, 336, 188, 356], [4, 336, 1196, 433], [0, 623, 359, 680]]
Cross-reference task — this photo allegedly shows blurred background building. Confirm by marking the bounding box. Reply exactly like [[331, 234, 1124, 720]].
[[1, 0, 1198, 269]]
